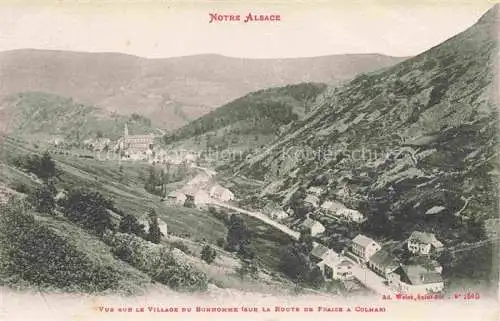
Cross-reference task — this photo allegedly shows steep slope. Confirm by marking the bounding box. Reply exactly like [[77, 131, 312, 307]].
[[0, 92, 158, 143], [0, 50, 407, 129], [162, 83, 327, 155], [237, 6, 499, 240]]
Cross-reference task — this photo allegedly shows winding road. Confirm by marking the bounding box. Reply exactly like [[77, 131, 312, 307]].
[[208, 199, 394, 295]]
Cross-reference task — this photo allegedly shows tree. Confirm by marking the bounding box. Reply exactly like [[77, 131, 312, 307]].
[[37, 151, 57, 182], [144, 166, 157, 194], [19, 152, 58, 182], [200, 245, 217, 264], [289, 188, 308, 219], [226, 214, 250, 252], [62, 188, 113, 236], [29, 182, 56, 215], [146, 209, 162, 244], [308, 266, 325, 289], [298, 229, 314, 253], [119, 214, 146, 238], [118, 165, 125, 183], [280, 245, 310, 282]]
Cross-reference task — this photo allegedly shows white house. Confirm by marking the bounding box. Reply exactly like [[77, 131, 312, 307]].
[[321, 200, 346, 213], [338, 208, 365, 223], [425, 206, 446, 216], [166, 190, 187, 206], [407, 231, 444, 255], [351, 234, 381, 261], [300, 218, 326, 236], [307, 186, 324, 196], [321, 201, 365, 223], [186, 173, 211, 187], [182, 188, 211, 208], [270, 209, 289, 220], [316, 252, 354, 280], [304, 194, 320, 208], [209, 185, 234, 202], [388, 264, 444, 294]]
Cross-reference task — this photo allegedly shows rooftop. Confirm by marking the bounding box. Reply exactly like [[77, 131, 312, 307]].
[[304, 194, 320, 205], [301, 217, 321, 229], [400, 264, 444, 285], [368, 249, 399, 268], [408, 231, 444, 247], [311, 243, 330, 259], [352, 234, 378, 247], [321, 200, 346, 211]]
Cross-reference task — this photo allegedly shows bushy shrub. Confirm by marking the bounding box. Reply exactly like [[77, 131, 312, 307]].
[[0, 200, 120, 292], [200, 245, 217, 264], [9, 181, 31, 194], [28, 182, 56, 215], [107, 233, 208, 292], [155, 264, 208, 292], [146, 209, 162, 244], [118, 214, 146, 238], [171, 241, 191, 255], [61, 188, 113, 236], [13, 151, 57, 182]]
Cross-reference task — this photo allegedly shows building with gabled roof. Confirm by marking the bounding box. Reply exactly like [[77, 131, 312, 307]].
[[368, 249, 400, 277], [388, 264, 444, 294], [307, 186, 324, 196], [351, 234, 381, 261], [321, 200, 346, 212], [304, 194, 320, 208], [209, 184, 234, 202], [310, 243, 331, 263], [269, 209, 289, 220], [166, 190, 187, 206], [316, 250, 354, 280], [300, 217, 325, 236], [407, 231, 444, 255]]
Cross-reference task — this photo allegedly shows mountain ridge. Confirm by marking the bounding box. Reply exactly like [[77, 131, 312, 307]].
[[0, 49, 407, 130]]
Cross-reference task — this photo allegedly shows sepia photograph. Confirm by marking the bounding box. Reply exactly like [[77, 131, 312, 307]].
[[0, 1, 498, 320]]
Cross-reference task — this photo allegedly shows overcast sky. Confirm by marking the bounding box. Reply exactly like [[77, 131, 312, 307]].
[[0, 1, 495, 59]]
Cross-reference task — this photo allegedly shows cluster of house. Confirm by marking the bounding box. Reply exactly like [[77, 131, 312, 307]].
[[283, 186, 366, 238], [166, 172, 234, 208], [79, 124, 200, 165], [350, 231, 445, 294], [304, 186, 366, 223], [307, 230, 446, 294], [82, 123, 155, 160]]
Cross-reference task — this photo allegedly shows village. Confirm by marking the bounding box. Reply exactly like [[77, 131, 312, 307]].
[[46, 124, 448, 296], [163, 164, 447, 296], [48, 123, 202, 166]]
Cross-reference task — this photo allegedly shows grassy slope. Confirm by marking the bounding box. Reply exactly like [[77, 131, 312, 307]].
[[0, 202, 151, 294], [0, 137, 301, 290]]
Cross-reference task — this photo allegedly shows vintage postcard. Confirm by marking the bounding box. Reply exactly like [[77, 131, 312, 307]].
[[0, 0, 498, 320]]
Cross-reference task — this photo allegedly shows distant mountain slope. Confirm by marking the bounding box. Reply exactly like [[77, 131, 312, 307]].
[[237, 6, 499, 240], [0, 92, 157, 143], [0, 50, 407, 129], [162, 83, 327, 154]]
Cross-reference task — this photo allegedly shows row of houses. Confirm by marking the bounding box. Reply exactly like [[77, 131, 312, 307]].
[[303, 186, 366, 224], [166, 173, 235, 208], [350, 231, 445, 294]]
